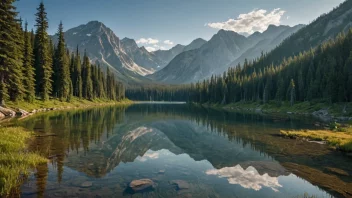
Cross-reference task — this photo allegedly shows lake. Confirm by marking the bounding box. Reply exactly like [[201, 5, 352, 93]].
[[13, 103, 352, 197]]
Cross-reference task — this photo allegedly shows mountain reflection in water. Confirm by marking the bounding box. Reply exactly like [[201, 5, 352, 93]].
[[14, 104, 352, 198]]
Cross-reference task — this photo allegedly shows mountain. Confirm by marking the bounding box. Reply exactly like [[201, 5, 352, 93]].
[[54, 21, 153, 84], [152, 38, 207, 68], [243, 0, 352, 68], [149, 25, 303, 84], [182, 38, 207, 51], [54, 22, 206, 84], [120, 37, 164, 72], [225, 24, 305, 70]]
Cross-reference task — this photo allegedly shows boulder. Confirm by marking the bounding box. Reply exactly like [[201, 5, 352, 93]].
[[128, 179, 155, 192], [0, 112, 5, 119], [0, 106, 16, 117], [16, 108, 29, 116]]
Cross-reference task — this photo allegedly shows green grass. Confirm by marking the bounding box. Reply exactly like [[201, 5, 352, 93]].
[[0, 127, 47, 196], [280, 127, 352, 152], [5, 97, 132, 112], [201, 100, 352, 118]]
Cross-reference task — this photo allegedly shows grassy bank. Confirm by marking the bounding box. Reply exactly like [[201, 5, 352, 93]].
[[4, 97, 132, 113], [199, 101, 352, 121], [0, 127, 47, 196], [280, 127, 352, 152]]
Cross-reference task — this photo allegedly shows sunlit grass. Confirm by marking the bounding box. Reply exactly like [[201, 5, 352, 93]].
[[280, 128, 352, 152], [220, 101, 352, 117], [5, 97, 132, 112], [0, 127, 47, 196]]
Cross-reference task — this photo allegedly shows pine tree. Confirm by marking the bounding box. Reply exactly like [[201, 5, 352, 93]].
[[297, 69, 305, 101], [0, 0, 25, 103], [54, 22, 71, 101], [82, 51, 93, 100], [289, 79, 296, 106], [34, 2, 52, 101], [74, 46, 82, 98], [23, 21, 36, 102], [344, 51, 352, 101]]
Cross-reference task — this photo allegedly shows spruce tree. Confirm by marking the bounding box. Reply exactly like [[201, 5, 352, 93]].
[[74, 46, 82, 98], [0, 0, 25, 103], [54, 22, 71, 101], [23, 21, 36, 102], [34, 2, 52, 101], [289, 79, 296, 106], [82, 51, 93, 100]]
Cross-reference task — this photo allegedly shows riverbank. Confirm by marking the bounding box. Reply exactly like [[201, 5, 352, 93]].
[[280, 128, 352, 153], [0, 98, 132, 121], [198, 101, 352, 123], [0, 127, 47, 196]]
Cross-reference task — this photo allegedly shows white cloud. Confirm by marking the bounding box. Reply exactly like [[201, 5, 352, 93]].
[[207, 8, 286, 34], [143, 45, 167, 52], [145, 46, 157, 52], [136, 38, 159, 44], [137, 150, 160, 162], [206, 165, 282, 192], [136, 38, 172, 51], [163, 40, 174, 45]]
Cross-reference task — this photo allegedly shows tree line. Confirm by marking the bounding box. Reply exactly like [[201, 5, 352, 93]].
[[126, 84, 190, 101], [0, 1, 125, 105], [128, 29, 352, 105]]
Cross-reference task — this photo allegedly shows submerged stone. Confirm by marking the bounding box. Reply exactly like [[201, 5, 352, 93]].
[[128, 179, 155, 192], [80, 181, 93, 188], [170, 180, 190, 190]]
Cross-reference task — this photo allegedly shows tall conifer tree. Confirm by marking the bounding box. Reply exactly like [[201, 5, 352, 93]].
[[0, 0, 25, 103], [54, 22, 71, 101], [74, 47, 83, 98], [82, 51, 93, 100], [23, 21, 36, 102], [34, 2, 52, 101]]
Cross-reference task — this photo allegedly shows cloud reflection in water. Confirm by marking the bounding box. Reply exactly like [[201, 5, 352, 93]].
[[206, 164, 282, 192]]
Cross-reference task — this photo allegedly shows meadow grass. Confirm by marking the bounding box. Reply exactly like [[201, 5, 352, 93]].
[[215, 100, 352, 117], [0, 127, 47, 196], [5, 97, 132, 112], [280, 127, 352, 152]]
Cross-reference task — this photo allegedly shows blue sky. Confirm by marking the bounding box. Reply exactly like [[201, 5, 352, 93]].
[[15, 0, 344, 51]]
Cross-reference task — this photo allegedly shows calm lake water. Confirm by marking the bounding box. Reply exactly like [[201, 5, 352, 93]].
[[12, 103, 352, 197]]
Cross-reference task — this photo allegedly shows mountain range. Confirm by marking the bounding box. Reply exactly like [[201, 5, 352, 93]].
[[148, 24, 304, 84], [54, 22, 206, 84], [55, 0, 352, 85]]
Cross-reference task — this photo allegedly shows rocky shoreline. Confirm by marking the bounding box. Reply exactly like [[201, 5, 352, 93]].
[[0, 105, 70, 120], [0, 101, 131, 121], [219, 106, 352, 123]]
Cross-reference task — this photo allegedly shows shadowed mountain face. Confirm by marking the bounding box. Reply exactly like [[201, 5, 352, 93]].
[[55, 21, 153, 84], [149, 25, 304, 84], [152, 38, 207, 68], [120, 38, 164, 72]]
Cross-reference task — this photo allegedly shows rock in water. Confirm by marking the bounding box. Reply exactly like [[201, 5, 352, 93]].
[[170, 180, 190, 190], [128, 179, 155, 192], [80, 181, 93, 188]]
